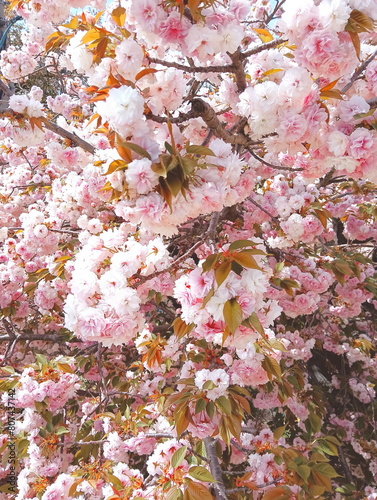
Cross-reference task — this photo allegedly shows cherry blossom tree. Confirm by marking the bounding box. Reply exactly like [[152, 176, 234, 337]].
[[0, 0, 377, 498]]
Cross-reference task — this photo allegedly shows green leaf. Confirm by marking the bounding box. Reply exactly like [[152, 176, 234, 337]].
[[17, 438, 30, 455], [35, 353, 48, 367], [171, 446, 188, 469], [312, 462, 341, 478], [297, 465, 311, 482], [274, 262, 285, 273], [215, 396, 232, 416], [186, 145, 216, 156], [206, 401, 215, 419], [166, 169, 184, 197], [122, 141, 151, 160], [189, 466, 216, 483], [315, 438, 339, 456], [202, 254, 219, 273], [55, 426, 70, 435], [228, 239, 258, 251], [223, 298, 242, 334], [0, 366, 15, 374], [166, 487, 184, 500], [262, 356, 281, 380], [202, 288, 214, 307], [306, 412, 322, 436], [243, 312, 265, 336], [273, 425, 286, 440], [180, 157, 197, 176], [195, 398, 207, 414]]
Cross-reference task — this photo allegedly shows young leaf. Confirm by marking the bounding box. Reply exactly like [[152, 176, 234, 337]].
[[215, 261, 231, 287], [111, 6, 126, 27], [228, 239, 258, 251], [232, 251, 261, 270], [186, 145, 216, 156], [202, 253, 219, 273]]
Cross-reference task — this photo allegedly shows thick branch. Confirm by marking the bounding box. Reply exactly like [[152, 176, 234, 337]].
[[228, 48, 247, 93], [1, 89, 96, 154], [191, 98, 251, 146], [41, 118, 96, 155], [0, 333, 82, 342], [204, 437, 228, 500], [0, 80, 12, 97]]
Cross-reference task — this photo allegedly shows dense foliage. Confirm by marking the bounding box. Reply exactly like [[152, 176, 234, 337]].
[[0, 0, 377, 498]]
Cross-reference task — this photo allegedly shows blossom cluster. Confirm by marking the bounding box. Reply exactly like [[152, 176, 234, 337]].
[[0, 0, 376, 499]]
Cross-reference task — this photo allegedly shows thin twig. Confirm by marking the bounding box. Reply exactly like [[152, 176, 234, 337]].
[[338, 445, 353, 484], [148, 56, 235, 74], [342, 47, 377, 94], [247, 196, 278, 221], [241, 38, 287, 59], [248, 149, 302, 171], [131, 237, 206, 288], [265, 0, 287, 23]]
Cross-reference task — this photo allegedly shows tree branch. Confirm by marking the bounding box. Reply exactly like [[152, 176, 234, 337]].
[[342, 47, 377, 94], [191, 98, 252, 146], [241, 38, 287, 59], [247, 196, 278, 221], [41, 118, 96, 155], [204, 437, 228, 500], [148, 56, 235, 74], [368, 96, 377, 109], [131, 236, 206, 288], [0, 333, 82, 342], [227, 48, 247, 93], [247, 149, 302, 171]]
